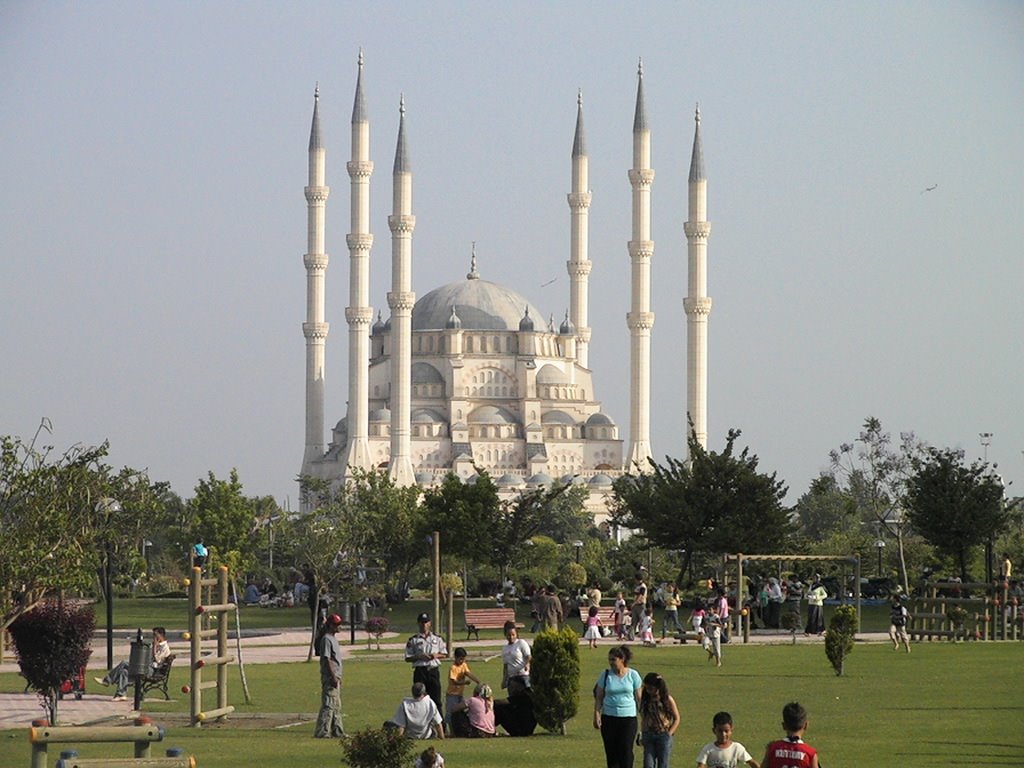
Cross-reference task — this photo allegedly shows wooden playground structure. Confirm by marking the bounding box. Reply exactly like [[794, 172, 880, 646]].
[[28, 715, 195, 768], [909, 580, 1021, 642], [182, 566, 236, 726]]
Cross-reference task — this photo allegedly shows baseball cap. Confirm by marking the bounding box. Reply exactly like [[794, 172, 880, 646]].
[[417, 612, 431, 623], [327, 614, 343, 626]]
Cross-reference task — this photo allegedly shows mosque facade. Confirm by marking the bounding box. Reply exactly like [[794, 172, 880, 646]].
[[300, 55, 710, 523]]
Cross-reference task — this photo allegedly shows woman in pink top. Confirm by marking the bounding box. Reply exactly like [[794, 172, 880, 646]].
[[452, 683, 496, 737]]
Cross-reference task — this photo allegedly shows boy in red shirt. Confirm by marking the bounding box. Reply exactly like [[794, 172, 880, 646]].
[[762, 702, 819, 768]]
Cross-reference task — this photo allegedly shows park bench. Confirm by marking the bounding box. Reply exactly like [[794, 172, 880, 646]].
[[140, 654, 175, 700], [464, 608, 522, 641]]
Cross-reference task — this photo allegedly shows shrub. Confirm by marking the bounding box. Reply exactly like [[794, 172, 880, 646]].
[[530, 625, 580, 734], [10, 601, 95, 723], [824, 604, 857, 676], [364, 616, 389, 650], [340, 726, 414, 768]]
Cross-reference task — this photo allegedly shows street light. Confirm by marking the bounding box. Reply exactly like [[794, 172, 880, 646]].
[[980, 432, 993, 462], [95, 497, 122, 669], [875, 538, 886, 576], [573, 540, 584, 564]]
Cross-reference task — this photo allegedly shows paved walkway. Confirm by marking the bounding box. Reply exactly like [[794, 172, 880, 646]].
[[0, 628, 891, 731]]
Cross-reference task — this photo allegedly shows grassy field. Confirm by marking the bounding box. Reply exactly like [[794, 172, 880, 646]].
[[2, 639, 1022, 767]]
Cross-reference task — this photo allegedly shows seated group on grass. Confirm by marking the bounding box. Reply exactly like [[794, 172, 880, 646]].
[[388, 676, 537, 739]]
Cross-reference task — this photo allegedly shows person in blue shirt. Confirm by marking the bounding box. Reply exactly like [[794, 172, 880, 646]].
[[593, 644, 643, 768]]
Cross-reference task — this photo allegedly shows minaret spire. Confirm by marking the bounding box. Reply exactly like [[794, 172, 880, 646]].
[[467, 241, 479, 279], [626, 58, 655, 469], [343, 50, 375, 472], [566, 88, 592, 367], [684, 103, 712, 452], [387, 95, 416, 485], [301, 85, 330, 477]]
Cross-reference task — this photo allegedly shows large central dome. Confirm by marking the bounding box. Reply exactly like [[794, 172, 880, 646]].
[[412, 276, 548, 331]]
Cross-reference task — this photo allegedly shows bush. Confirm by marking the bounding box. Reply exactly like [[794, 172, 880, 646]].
[[825, 604, 857, 676], [530, 625, 580, 734], [10, 601, 95, 723], [340, 726, 414, 768]]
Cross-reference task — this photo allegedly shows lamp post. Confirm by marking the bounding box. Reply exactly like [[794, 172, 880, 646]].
[[980, 433, 994, 581], [875, 538, 886, 576], [96, 497, 122, 669], [573, 540, 583, 564]]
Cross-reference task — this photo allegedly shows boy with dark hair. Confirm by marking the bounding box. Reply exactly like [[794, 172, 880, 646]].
[[696, 711, 759, 768], [762, 702, 819, 768], [889, 596, 911, 652]]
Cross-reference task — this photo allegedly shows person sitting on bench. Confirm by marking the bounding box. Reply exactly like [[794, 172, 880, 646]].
[[95, 627, 170, 701]]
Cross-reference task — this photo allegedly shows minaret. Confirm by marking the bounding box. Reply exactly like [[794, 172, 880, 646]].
[[387, 95, 416, 485], [567, 90, 593, 368], [344, 51, 374, 472], [301, 85, 329, 475], [683, 104, 712, 451], [626, 60, 654, 469]]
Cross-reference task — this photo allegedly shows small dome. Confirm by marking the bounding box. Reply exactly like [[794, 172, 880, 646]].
[[560, 474, 587, 486], [585, 412, 615, 426], [415, 472, 436, 486], [589, 473, 614, 488], [384, 315, 392, 330], [369, 408, 391, 422], [541, 410, 576, 425], [372, 311, 386, 335], [536, 364, 569, 384], [411, 408, 446, 423], [469, 405, 519, 425], [518, 306, 535, 332], [526, 472, 554, 487], [497, 473, 524, 487], [559, 311, 575, 335], [412, 362, 444, 384], [445, 305, 462, 330]]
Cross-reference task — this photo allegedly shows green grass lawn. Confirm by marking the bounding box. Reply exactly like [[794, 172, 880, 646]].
[[3, 640, 1022, 767]]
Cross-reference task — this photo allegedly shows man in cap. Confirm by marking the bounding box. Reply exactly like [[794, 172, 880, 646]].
[[314, 613, 345, 738], [405, 612, 448, 712]]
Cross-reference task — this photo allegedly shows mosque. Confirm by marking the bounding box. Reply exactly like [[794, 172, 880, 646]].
[[300, 55, 711, 523]]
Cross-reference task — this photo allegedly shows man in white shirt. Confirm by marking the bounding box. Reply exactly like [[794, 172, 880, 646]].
[[390, 682, 445, 739]]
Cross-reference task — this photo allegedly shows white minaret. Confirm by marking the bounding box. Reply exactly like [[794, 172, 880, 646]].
[[301, 85, 329, 475], [626, 60, 654, 468], [387, 96, 416, 485], [344, 52, 374, 472], [567, 90, 592, 369], [683, 105, 712, 451]]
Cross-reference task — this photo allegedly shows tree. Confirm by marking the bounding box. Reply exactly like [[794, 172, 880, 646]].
[[904, 447, 1009, 581], [793, 474, 859, 542], [611, 429, 791, 580], [829, 417, 926, 594], [486, 482, 585, 584], [420, 470, 499, 565], [10, 601, 95, 723], [185, 469, 256, 573], [298, 469, 423, 600], [824, 604, 856, 676], [1, 423, 159, 638], [530, 626, 580, 734]]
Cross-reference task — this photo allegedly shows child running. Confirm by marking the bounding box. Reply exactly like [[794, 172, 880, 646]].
[[690, 598, 706, 643], [696, 711, 759, 768], [583, 605, 604, 649], [639, 606, 657, 647], [888, 596, 911, 653], [761, 702, 818, 768], [704, 604, 723, 667]]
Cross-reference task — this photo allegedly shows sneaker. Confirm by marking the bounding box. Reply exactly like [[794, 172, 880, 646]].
[[112, 694, 128, 701], [94, 677, 109, 687]]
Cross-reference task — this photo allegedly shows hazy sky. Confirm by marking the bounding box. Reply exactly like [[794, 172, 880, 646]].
[[2, 2, 1022, 507]]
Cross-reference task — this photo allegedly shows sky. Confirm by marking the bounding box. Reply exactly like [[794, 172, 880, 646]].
[[2, 2, 1022, 507]]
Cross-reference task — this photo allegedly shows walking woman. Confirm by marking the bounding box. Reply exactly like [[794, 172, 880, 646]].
[[639, 673, 680, 768], [594, 645, 643, 768]]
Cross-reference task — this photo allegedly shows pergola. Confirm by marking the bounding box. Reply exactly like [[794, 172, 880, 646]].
[[724, 553, 862, 637]]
